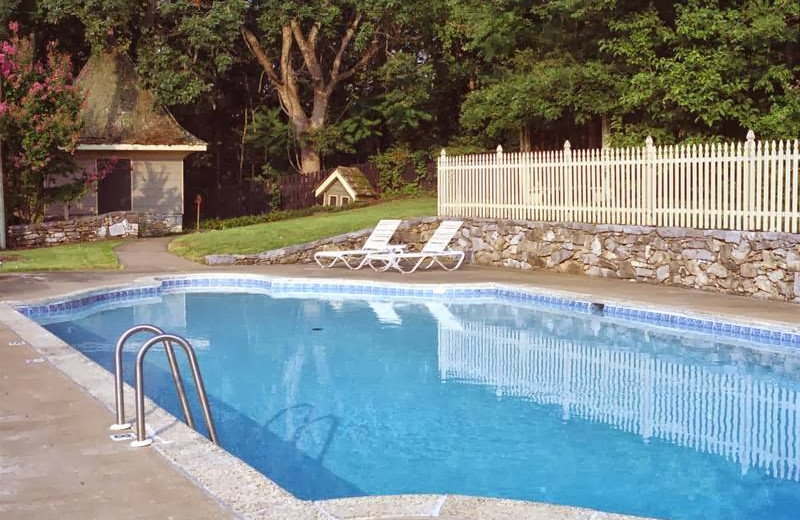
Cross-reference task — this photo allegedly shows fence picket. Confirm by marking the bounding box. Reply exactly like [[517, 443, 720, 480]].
[[437, 135, 800, 232], [757, 140, 765, 231], [776, 140, 784, 233], [793, 140, 799, 234]]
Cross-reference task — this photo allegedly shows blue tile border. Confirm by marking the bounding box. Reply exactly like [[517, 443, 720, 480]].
[[12, 274, 800, 349]]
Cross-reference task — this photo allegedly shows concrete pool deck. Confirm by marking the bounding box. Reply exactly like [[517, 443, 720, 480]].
[[2, 238, 797, 519], [0, 323, 232, 520]]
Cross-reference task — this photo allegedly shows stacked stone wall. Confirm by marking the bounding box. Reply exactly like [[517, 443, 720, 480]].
[[206, 217, 800, 303], [8, 212, 182, 248]]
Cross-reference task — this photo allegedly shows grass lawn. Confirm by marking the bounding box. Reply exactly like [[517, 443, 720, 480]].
[[170, 196, 437, 262], [0, 240, 123, 272]]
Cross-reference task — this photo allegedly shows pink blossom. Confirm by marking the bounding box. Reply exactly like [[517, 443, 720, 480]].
[[8, 21, 19, 34]]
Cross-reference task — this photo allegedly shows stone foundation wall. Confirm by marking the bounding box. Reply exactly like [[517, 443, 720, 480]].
[[206, 217, 800, 303], [8, 212, 182, 248]]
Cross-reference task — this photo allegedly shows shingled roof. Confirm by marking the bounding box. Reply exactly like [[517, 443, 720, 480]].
[[314, 166, 378, 199], [75, 51, 206, 149]]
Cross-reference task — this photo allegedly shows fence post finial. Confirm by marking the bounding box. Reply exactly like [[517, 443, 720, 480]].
[[440, 148, 447, 158], [645, 135, 654, 147], [496, 144, 503, 155], [746, 130, 755, 142], [563, 140, 571, 151]]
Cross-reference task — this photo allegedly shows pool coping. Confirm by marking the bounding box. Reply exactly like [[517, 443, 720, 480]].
[[8, 272, 799, 520], [11, 273, 800, 347]]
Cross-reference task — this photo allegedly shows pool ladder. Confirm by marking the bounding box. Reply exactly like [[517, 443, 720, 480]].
[[110, 325, 219, 448]]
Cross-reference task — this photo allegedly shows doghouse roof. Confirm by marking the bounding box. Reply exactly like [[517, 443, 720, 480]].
[[314, 166, 377, 199]]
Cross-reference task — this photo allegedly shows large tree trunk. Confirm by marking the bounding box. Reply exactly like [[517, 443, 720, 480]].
[[299, 144, 322, 173], [241, 17, 379, 175]]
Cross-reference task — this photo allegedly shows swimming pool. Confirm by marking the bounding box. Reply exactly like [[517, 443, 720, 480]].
[[25, 277, 800, 520]]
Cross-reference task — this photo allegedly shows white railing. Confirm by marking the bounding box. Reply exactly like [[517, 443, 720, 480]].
[[437, 321, 800, 482], [437, 132, 800, 232]]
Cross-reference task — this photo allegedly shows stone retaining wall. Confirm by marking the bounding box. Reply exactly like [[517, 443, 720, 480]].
[[205, 217, 800, 303], [8, 212, 182, 248]]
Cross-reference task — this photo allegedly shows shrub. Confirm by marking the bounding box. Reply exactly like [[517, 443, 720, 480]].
[[372, 145, 429, 195]]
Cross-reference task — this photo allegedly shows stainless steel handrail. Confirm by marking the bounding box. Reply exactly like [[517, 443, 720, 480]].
[[111, 325, 195, 431], [131, 333, 219, 447]]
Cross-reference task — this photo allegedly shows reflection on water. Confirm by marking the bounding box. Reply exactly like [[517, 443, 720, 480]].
[[436, 315, 800, 482]]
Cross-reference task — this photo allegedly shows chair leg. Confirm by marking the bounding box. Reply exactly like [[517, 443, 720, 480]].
[[368, 257, 394, 272], [435, 254, 465, 271], [396, 256, 427, 274], [351, 255, 372, 270], [315, 255, 341, 268], [344, 255, 367, 269]]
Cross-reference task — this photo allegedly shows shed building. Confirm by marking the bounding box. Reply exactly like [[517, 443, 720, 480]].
[[47, 51, 206, 234]]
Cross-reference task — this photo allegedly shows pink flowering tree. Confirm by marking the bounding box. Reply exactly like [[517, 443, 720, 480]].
[[0, 22, 83, 223]]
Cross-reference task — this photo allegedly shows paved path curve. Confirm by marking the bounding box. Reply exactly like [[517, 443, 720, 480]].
[[113, 236, 206, 273]]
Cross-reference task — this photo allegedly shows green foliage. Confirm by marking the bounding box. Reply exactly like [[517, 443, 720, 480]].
[[442, 135, 488, 156], [246, 107, 291, 163], [268, 182, 281, 212], [0, 24, 84, 223], [137, 1, 246, 106], [20, 0, 799, 201], [458, 0, 800, 146], [0, 1, 20, 39], [372, 145, 428, 194], [374, 52, 435, 142], [38, 0, 142, 51]]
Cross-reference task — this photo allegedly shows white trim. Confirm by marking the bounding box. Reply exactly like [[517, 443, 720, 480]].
[[314, 169, 358, 200], [77, 144, 207, 152]]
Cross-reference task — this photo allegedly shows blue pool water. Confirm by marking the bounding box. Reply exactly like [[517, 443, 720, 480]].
[[37, 289, 800, 520]]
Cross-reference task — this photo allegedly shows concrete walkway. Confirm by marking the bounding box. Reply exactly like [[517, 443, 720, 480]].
[[114, 237, 207, 272]]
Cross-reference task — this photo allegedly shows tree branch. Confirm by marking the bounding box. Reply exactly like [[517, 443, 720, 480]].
[[240, 26, 281, 88], [329, 13, 362, 85], [280, 25, 294, 88], [333, 39, 381, 85], [308, 21, 320, 48], [280, 25, 308, 123], [290, 19, 324, 87]]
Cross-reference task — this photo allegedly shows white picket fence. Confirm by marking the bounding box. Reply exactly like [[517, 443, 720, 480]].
[[438, 321, 800, 481], [437, 132, 800, 232]]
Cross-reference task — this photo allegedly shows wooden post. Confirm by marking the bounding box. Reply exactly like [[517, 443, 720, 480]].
[[438, 148, 446, 217], [194, 194, 203, 232], [745, 130, 755, 230], [495, 145, 503, 219], [563, 140, 572, 221], [645, 136, 655, 225]]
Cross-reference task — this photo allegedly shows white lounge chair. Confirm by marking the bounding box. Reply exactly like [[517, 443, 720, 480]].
[[367, 220, 465, 274], [314, 219, 402, 269]]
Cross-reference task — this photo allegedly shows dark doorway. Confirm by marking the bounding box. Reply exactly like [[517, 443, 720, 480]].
[[97, 159, 132, 214]]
